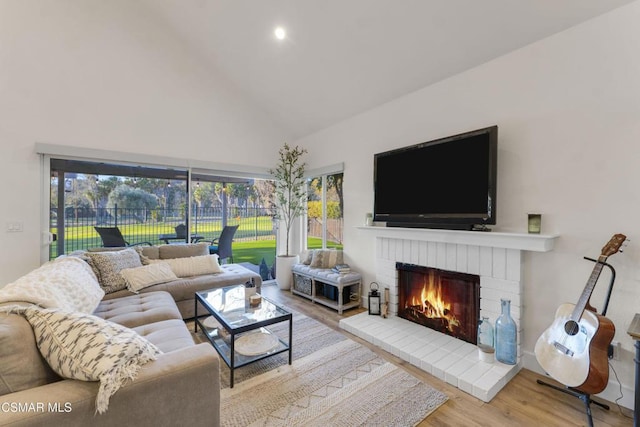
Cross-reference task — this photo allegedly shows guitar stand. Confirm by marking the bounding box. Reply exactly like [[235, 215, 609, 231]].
[[536, 380, 610, 427], [536, 257, 616, 427]]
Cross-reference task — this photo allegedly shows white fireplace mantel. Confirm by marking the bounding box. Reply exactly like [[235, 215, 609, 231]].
[[342, 225, 560, 402], [355, 226, 558, 252]]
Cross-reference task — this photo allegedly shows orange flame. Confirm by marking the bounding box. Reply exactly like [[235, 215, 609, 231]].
[[406, 271, 460, 331]]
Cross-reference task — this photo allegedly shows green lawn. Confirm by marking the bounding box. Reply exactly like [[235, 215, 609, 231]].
[[231, 238, 342, 266], [51, 221, 342, 267], [232, 239, 276, 266]]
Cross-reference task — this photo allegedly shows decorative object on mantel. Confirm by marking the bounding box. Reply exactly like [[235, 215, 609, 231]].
[[368, 282, 380, 315], [495, 298, 517, 365], [365, 212, 373, 226], [381, 287, 390, 318], [528, 213, 542, 234]]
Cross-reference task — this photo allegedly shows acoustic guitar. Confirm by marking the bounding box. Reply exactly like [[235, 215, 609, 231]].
[[534, 233, 626, 394]]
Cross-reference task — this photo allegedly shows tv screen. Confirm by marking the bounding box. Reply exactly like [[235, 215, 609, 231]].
[[373, 126, 497, 230]]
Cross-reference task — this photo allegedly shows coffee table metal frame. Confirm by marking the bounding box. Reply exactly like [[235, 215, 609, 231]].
[[194, 285, 292, 388]]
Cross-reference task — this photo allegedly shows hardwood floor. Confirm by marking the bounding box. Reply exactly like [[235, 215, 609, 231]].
[[260, 282, 633, 426]]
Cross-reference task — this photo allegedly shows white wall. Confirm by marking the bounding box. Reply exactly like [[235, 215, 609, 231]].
[[296, 1, 640, 406], [0, 0, 286, 284]]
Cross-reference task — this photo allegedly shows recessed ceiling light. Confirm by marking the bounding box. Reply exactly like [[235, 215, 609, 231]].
[[274, 27, 286, 40]]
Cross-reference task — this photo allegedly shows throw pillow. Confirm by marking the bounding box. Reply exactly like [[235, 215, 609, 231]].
[[149, 254, 222, 278], [300, 250, 314, 265], [17, 306, 161, 414], [310, 249, 344, 269], [86, 248, 142, 294], [135, 245, 160, 261], [120, 263, 178, 293]]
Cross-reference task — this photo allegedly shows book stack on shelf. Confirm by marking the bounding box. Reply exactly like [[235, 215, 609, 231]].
[[332, 264, 351, 274]]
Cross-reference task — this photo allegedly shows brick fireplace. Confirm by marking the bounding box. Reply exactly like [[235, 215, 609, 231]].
[[340, 227, 557, 402]]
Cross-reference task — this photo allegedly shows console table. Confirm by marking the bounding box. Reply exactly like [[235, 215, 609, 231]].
[[628, 313, 640, 427]]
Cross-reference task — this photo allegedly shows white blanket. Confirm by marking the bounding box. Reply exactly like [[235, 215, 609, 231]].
[[0, 257, 105, 313]]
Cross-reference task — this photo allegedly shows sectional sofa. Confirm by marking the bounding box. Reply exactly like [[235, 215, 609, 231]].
[[0, 243, 261, 426]]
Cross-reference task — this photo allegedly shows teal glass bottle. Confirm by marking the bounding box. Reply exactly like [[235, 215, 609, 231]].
[[494, 299, 517, 365], [477, 316, 494, 348]]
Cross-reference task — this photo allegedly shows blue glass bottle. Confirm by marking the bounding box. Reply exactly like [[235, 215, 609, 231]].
[[495, 299, 517, 365], [477, 316, 494, 348]]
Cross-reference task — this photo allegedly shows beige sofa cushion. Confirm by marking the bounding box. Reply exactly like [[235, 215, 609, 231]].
[[133, 319, 196, 353], [94, 291, 182, 328], [149, 255, 222, 278], [159, 243, 209, 260], [0, 313, 60, 396], [120, 263, 178, 292]]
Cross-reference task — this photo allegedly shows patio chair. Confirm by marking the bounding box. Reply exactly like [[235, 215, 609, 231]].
[[209, 225, 239, 263], [175, 224, 187, 239], [94, 226, 152, 248]]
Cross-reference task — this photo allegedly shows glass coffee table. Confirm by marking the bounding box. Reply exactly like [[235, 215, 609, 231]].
[[194, 285, 292, 388]]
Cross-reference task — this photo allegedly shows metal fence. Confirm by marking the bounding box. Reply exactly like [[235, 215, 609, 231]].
[[50, 205, 277, 258]]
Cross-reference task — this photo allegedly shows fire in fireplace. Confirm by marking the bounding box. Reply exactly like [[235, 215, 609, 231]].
[[396, 263, 480, 345]]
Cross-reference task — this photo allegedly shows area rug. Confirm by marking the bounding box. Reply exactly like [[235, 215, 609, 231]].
[[191, 310, 448, 426]]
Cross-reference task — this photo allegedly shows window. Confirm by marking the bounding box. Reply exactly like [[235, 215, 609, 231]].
[[306, 172, 343, 250], [49, 159, 188, 258], [48, 159, 277, 268]]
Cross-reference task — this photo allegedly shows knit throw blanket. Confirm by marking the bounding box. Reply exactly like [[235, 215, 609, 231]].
[[0, 257, 105, 313]]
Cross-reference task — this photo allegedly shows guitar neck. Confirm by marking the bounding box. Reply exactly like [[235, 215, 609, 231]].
[[571, 255, 607, 321]]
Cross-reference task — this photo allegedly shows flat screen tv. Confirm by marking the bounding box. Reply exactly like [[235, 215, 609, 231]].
[[373, 125, 497, 230]]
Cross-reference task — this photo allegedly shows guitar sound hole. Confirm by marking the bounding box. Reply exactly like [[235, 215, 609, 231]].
[[564, 320, 579, 336]]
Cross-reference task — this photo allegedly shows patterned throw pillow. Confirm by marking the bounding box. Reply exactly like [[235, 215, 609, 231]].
[[310, 249, 344, 269], [119, 263, 178, 293], [17, 306, 161, 414], [86, 248, 142, 293]]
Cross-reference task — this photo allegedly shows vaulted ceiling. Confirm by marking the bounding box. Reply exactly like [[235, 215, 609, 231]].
[[138, 0, 633, 139]]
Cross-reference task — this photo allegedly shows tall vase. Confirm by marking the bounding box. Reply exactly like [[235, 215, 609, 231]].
[[495, 299, 517, 365]]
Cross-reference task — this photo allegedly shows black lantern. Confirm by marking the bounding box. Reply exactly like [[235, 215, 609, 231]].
[[368, 282, 381, 315]]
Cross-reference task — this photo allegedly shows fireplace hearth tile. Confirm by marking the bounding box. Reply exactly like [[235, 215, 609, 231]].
[[473, 365, 518, 401], [432, 353, 462, 380], [410, 344, 439, 369], [458, 363, 493, 395], [419, 348, 449, 374], [441, 338, 466, 353], [397, 340, 424, 361], [340, 312, 521, 402], [444, 358, 476, 386], [387, 335, 415, 357]]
